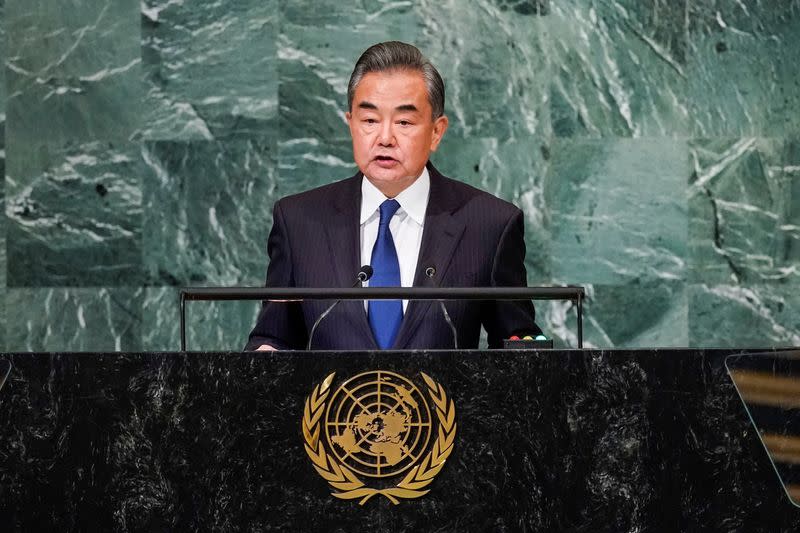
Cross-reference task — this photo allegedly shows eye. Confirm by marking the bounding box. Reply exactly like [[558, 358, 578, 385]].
[[398, 120, 411, 126], [364, 118, 378, 124]]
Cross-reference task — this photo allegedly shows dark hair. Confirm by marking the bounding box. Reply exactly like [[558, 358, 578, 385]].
[[347, 41, 445, 119]]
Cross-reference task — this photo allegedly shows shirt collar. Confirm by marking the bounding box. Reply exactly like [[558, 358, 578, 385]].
[[360, 167, 430, 225]]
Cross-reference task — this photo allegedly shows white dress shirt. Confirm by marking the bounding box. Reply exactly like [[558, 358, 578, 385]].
[[360, 167, 430, 312]]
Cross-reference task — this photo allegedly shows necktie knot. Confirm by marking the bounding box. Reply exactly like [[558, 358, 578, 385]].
[[379, 199, 401, 226]]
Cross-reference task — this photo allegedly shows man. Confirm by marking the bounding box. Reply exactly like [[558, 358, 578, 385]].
[[245, 41, 541, 351]]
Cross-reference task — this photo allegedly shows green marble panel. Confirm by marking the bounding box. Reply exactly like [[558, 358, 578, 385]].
[[0, 289, 5, 350], [1, 0, 6, 348], [5, 0, 141, 144], [687, 0, 800, 136], [547, 138, 688, 284], [689, 283, 800, 348], [432, 135, 551, 282], [689, 137, 800, 284], [278, 137, 356, 194], [281, 0, 416, 26], [536, 300, 579, 348], [142, 140, 277, 286], [542, 281, 687, 348], [6, 288, 143, 351], [279, 1, 419, 146], [0, 215, 5, 350], [548, 0, 689, 137], [142, 287, 260, 351], [415, 0, 549, 141], [5, 140, 143, 286], [0, 0, 5, 117], [140, 0, 278, 141]]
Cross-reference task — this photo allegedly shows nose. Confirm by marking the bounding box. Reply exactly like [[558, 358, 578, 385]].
[[377, 121, 395, 147]]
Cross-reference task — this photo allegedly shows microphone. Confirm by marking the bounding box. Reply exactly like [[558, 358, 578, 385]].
[[425, 266, 458, 349], [356, 265, 373, 284], [306, 265, 373, 350]]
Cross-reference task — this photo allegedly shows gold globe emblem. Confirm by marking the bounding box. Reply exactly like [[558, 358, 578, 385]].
[[325, 371, 432, 478], [302, 371, 457, 504]]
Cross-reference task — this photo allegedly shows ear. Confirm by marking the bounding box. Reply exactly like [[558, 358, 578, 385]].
[[345, 110, 352, 125], [429, 115, 449, 152]]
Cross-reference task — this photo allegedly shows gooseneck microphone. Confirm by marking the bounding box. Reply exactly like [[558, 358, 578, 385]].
[[306, 265, 373, 350], [425, 266, 458, 349]]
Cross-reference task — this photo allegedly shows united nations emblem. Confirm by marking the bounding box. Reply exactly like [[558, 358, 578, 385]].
[[302, 370, 457, 504]]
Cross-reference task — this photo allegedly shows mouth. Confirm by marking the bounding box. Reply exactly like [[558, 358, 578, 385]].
[[373, 155, 399, 168]]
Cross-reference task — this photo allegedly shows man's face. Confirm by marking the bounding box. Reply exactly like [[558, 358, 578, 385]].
[[346, 69, 448, 196]]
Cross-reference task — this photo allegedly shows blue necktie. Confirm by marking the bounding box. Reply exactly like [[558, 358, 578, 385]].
[[368, 199, 403, 349]]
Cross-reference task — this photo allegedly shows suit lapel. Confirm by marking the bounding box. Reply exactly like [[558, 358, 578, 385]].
[[326, 173, 378, 348], [393, 165, 466, 349]]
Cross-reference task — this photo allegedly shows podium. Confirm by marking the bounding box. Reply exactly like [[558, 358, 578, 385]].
[[2, 349, 799, 531]]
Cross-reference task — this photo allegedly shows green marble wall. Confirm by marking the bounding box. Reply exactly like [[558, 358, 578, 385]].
[[1, 0, 798, 351]]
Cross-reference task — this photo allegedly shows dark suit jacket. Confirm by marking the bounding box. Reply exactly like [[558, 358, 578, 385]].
[[245, 163, 542, 351]]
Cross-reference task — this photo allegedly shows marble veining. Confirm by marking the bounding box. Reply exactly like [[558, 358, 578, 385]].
[[140, 0, 278, 141], [5, 140, 143, 287], [690, 138, 800, 284], [5, 288, 142, 352], [5, 0, 142, 145]]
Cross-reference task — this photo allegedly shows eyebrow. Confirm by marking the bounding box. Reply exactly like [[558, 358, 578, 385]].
[[357, 101, 420, 113]]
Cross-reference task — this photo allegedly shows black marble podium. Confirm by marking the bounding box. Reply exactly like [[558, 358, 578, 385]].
[[2, 349, 799, 532]]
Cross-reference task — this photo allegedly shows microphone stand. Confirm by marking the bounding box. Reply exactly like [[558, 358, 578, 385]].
[[306, 266, 373, 350], [425, 266, 458, 350]]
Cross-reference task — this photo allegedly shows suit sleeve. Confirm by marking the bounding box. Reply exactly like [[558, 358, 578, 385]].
[[243, 200, 308, 350], [482, 208, 543, 348]]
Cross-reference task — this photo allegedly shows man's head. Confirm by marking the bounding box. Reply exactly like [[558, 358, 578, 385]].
[[345, 42, 449, 197]]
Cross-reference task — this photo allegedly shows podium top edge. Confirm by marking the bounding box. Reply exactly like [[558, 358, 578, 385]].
[[180, 286, 586, 301]]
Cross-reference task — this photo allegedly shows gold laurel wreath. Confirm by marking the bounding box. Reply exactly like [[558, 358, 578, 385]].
[[302, 371, 457, 505]]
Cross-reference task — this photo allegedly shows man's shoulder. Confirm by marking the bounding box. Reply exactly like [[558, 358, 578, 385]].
[[276, 172, 360, 212]]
